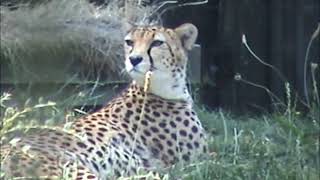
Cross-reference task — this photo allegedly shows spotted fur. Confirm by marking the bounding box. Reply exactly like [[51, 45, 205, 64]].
[[1, 23, 207, 179]]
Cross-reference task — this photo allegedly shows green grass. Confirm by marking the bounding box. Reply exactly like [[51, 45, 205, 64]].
[[170, 108, 319, 180], [1, 91, 319, 180]]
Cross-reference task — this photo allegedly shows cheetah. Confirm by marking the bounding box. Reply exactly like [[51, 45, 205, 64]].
[[0, 23, 208, 179]]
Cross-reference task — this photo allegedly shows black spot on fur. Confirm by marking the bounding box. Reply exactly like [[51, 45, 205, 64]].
[[151, 147, 159, 156], [121, 123, 128, 129], [141, 120, 149, 126], [145, 114, 155, 122], [158, 134, 166, 140], [187, 143, 193, 149], [152, 111, 161, 117], [88, 138, 96, 145], [108, 157, 113, 165], [91, 161, 100, 171], [194, 141, 200, 148], [145, 107, 151, 113], [162, 112, 170, 116], [182, 154, 190, 161], [77, 142, 87, 149], [136, 108, 142, 113], [158, 143, 164, 150], [143, 130, 151, 136], [191, 126, 198, 133], [96, 151, 103, 158], [125, 110, 134, 118], [172, 110, 179, 114], [168, 149, 174, 155], [150, 126, 159, 133], [88, 147, 94, 153], [97, 132, 104, 138], [170, 121, 177, 128], [180, 130, 187, 136], [159, 122, 167, 128], [126, 102, 132, 108], [183, 119, 190, 127], [164, 128, 170, 133], [171, 133, 177, 140], [98, 127, 108, 132]]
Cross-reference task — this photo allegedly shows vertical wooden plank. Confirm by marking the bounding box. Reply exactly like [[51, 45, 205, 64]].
[[162, 0, 220, 107], [282, 1, 298, 90], [269, 0, 285, 109], [295, 0, 307, 105], [214, 0, 242, 111], [235, 0, 269, 112]]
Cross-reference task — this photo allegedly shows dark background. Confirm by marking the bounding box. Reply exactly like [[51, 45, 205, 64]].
[[163, 0, 320, 113]]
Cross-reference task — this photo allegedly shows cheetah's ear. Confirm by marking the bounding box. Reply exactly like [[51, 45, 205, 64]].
[[174, 23, 198, 50]]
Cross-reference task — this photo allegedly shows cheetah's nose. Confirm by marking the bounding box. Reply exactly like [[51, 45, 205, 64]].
[[129, 56, 143, 66]]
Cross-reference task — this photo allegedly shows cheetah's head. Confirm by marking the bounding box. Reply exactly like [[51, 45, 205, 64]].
[[124, 23, 198, 100]]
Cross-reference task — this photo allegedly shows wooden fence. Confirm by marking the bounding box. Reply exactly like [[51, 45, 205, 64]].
[[164, 0, 320, 113]]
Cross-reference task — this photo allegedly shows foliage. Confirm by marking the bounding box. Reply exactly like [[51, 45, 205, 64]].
[[0, 0, 155, 79], [1, 92, 319, 179]]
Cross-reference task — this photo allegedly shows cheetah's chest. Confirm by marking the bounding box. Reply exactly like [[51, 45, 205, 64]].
[[72, 85, 207, 175]]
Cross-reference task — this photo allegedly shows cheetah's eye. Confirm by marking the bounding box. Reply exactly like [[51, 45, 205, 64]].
[[125, 40, 134, 46], [150, 40, 164, 47]]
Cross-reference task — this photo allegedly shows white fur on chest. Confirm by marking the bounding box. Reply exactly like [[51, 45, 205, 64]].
[[133, 70, 191, 102]]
